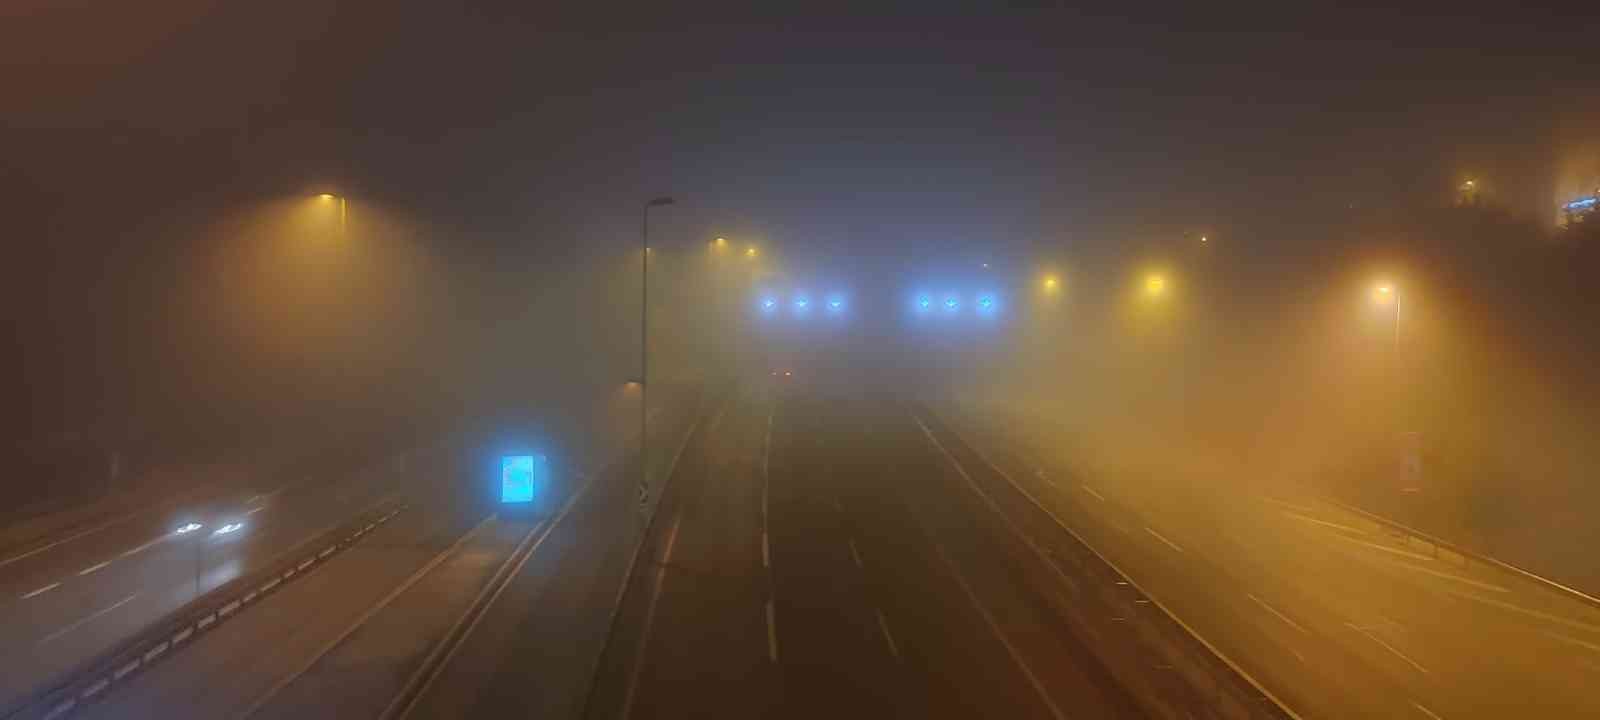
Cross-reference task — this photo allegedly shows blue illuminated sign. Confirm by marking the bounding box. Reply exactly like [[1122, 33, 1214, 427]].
[[1565, 197, 1597, 211], [501, 454, 547, 504]]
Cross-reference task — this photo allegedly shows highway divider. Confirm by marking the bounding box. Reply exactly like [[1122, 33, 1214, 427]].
[[3, 499, 406, 720], [1324, 496, 1600, 611], [914, 402, 1299, 720]]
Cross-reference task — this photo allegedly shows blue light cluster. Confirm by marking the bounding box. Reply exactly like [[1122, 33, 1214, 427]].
[[1566, 196, 1597, 211], [759, 292, 848, 317], [911, 292, 1002, 316]]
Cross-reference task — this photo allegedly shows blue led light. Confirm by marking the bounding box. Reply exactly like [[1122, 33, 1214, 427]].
[[944, 296, 959, 311], [917, 296, 932, 310], [761, 297, 778, 311], [795, 297, 809, 309], [978, 296, 994, 309]]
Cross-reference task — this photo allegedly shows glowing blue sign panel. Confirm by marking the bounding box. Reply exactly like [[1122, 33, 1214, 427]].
[[1566, 197, 1597, 211], [501, 454, 547, 504]]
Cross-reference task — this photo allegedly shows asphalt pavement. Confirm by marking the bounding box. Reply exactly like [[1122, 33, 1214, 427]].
[[585, 381, 1151, 719], [0, 456, 401, 712], [934, 400, 1600, 719]]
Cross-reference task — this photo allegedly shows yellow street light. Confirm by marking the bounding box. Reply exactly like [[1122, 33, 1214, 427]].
[[713, 237, 728, 250], [315, 193, 347, 236], [1041, 274, 1060, 293], [1145, 274, 1166, 296], [745, 246, 758, 258], [1372, 284, 1394, 304]]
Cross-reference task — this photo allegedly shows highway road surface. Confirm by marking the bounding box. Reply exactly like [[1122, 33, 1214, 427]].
[[35, 390, 700, 720], [33, 375, 1590, 719], [0, 456, 402, 713], [933, 399, 1600, 719], [583, 381, 1156, 719]]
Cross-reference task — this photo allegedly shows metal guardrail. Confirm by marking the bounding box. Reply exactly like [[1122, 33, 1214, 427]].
[[917, 403, 1299, 720], [1323, 497, 1600, 611], [3, 500, 406, 720]]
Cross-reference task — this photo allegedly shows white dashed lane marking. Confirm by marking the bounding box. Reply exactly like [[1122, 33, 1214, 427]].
[[21, 582, 60, 600]]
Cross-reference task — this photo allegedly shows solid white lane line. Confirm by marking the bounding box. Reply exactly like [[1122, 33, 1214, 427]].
[[387, 469, 601, 720], [1144, 527, 1184, 554], [1366, 554, 1511, 593], [78, 560, 111, 576], [241, 512, 500, 718], [762, 531, 770, 569], [1412, 701, 1444, 719], [40, 593, 138, 644], [1247, 593, 1309, 635], [1080, 484, 1105, 502], [1542, 630, 1600, 655], [766, 599, 779, 662], [1261, 496, 1320, 515], [1282, 511, 1369, 536], [621, 512, 683, 719], [875, 608, 900, 660], [1322, 531, 1443, 564], [21, 582, 60, 599], [1436, 583, 1600, 635], [928, 413, 1306, 720], [928, 536, 1067, 720], [849, 538, 863, 569], [1347, 622, 1429, 675]]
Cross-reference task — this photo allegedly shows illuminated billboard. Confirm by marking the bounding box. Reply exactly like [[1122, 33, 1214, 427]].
[[500, 454, 547, 504]]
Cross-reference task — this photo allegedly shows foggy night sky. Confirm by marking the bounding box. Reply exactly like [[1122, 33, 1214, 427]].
[[3, 2, 1597, 444]]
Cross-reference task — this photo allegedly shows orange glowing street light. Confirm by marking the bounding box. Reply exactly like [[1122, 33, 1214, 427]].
[[1145, 274, 1166, 296], [1372, 283, 1401, 352], [745, 246, 759, 258], [316, 193, 347, 236]]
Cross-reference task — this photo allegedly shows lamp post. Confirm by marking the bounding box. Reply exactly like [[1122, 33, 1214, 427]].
[[639, 196, 674, 517]]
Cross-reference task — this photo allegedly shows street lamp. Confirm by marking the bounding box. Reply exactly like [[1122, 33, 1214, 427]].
[[639, 196, 674, 517], [317, 193, 347, 236], [1145, 274, 1167, 297], [745, 246, 758, 259], [1372, 284, 1400, 353]]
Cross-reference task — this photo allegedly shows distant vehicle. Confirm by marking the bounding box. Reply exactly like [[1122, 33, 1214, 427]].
[[169, 492, 260, 541]]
